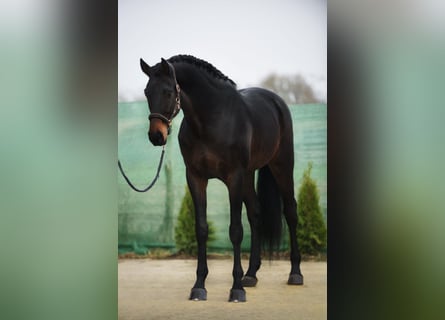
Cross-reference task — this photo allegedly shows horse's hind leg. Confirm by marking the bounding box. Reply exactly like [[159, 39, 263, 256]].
[[241, 171, 261, 287], [269, 161, 304, 285]]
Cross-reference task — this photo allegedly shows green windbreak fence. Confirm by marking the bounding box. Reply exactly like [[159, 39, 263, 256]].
[[118, 102, 326, 253]]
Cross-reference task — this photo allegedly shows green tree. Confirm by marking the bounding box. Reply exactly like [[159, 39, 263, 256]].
[[297, 162, 327, 254], [175, 186, 216, 255]]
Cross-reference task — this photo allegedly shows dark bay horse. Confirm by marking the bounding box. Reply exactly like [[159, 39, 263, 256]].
[[140, 55, 303, 302]]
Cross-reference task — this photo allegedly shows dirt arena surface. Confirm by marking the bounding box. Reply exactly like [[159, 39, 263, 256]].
[[119, 259, 326, 320]]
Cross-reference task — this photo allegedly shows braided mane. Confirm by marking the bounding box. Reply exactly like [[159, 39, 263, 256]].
[[168, 54, 236, 87]]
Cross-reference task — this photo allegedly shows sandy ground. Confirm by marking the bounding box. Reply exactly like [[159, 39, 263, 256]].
[[118, 259, 326, 320]]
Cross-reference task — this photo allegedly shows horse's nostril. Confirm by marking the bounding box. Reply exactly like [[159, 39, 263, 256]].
[[148, 131, 165, 146], [155, 132, 162, 143]]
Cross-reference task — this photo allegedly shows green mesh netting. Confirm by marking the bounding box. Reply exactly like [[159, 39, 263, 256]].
[[118, 102, 326, 253]]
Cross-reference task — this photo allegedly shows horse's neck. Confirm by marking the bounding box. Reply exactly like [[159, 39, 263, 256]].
[[175, 66, 221, 107], [175, 66, 230, 134]]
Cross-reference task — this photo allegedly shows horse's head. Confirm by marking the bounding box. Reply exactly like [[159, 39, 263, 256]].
[[140, 57, 181, 146]]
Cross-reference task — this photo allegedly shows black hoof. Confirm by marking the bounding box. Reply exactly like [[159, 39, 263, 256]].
[[189, 288, 207, 301], [229, 289, 246, 302], [241, 276, 258, 287], [288, 273, 304, 285]]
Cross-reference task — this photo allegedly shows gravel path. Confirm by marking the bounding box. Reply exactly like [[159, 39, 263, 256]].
[[119, 259, 326, 320]]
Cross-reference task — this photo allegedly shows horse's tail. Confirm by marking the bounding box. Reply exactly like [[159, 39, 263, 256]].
[[257, 165, 282, 256]]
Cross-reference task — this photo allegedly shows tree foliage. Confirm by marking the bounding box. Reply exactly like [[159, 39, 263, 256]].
[[297, 162, 327, 254], [175, 186, 216, 255], [260, 73, 319, 104]]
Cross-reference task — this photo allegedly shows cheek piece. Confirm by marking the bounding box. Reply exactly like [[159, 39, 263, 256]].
[[148, 83, 181, 135]]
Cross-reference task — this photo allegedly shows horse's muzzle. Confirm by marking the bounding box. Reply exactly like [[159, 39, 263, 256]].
[[148, 130, 166, 146]]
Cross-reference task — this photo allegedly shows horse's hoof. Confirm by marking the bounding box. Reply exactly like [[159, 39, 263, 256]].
[[228, 289, 246, 302], [241, 276, 258, 287], [189, 288, 207, 301], [288, 273, 304, 285]]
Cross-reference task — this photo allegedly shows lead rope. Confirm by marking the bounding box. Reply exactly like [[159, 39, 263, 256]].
[[119, 65, 180, 192], [117, 145, 165, 192]]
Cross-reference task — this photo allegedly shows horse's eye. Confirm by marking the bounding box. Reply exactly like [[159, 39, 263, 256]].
[[163, 89, 173, 97]]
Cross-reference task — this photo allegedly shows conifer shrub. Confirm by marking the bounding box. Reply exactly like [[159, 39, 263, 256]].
[[175, 186, 216, 255], [297, 162, 327, 254]]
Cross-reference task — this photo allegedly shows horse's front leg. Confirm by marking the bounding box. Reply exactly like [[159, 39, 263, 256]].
[[227, 171, 246, 302], [186, 169, 209, 301]]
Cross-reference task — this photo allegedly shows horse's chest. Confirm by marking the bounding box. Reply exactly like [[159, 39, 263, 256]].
[[186, 145, 232, 179]]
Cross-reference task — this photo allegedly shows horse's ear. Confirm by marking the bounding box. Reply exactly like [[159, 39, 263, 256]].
[[161, 58, 171, 75], [140, 58, 152, 76]]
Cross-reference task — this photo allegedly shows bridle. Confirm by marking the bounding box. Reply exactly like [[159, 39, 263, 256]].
[[148, 83, 181, 135], [118, 71, 182, 193]]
